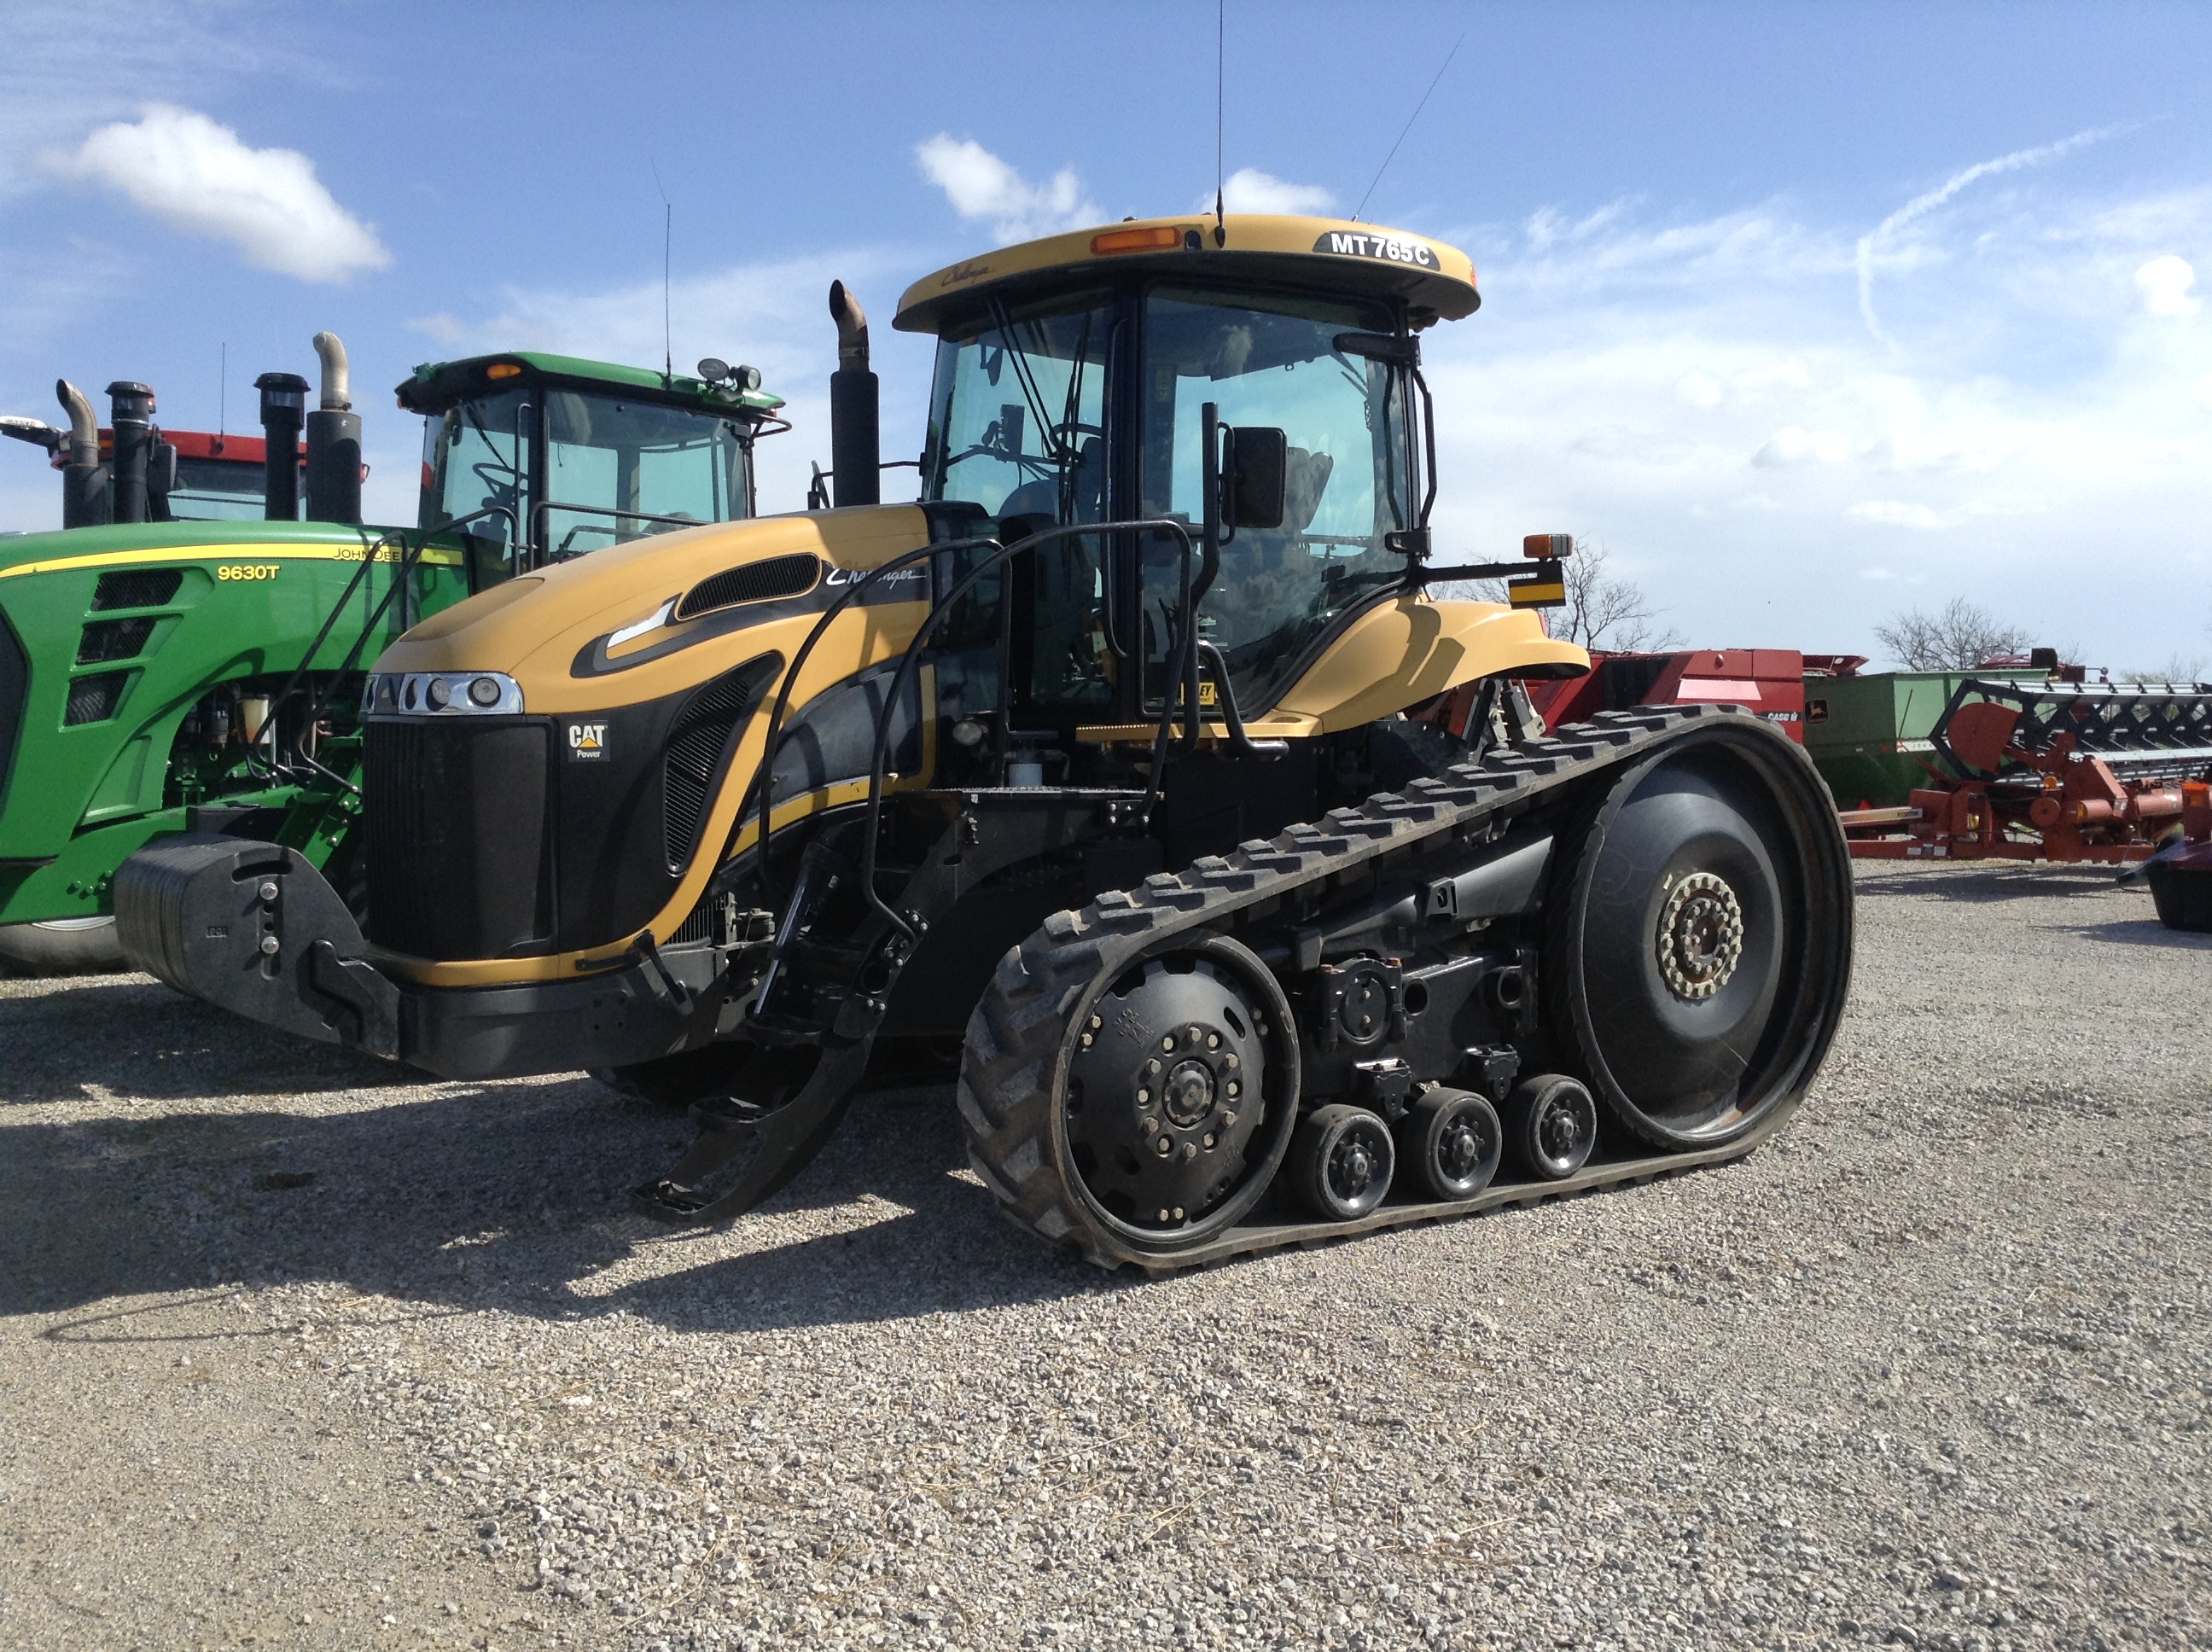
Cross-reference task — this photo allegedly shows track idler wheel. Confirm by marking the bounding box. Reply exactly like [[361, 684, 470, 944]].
[[1504, 1074, 1597, 1180], [1395, 1086, 1502, 1201], [1289, 1103, 1396, 1220], [1544, 723, 1854, 1151], [962, 932, 1302, 1265]]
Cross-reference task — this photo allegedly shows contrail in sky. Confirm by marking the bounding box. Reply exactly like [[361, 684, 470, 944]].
[[1856, 124, 2131, 346]]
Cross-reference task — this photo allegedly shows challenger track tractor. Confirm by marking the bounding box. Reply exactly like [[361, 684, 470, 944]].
[[0, 341, 783, 971], [119, 216, 1853, 1269]]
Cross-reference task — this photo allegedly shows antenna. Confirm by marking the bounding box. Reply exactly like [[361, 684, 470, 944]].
[[651, 161, 673, 381], [1213, 0, 1226, 245], [1352, 33, 1464, 222], [218, 341, 226, 439]]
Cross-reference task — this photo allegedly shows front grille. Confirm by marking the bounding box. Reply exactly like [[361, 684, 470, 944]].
[[364, 719, 554, 958], [661, 654, 781, 870], [77, 617, 157, 664], [64, 671, 130, 726], [674, 554, 818, 621], [0, 612, 26, 805], [90, 568, 183, 611]]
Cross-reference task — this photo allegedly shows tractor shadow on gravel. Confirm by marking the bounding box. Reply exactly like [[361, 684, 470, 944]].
[[3, 977, 1106, 1332], [1854, 865, 2147, 905]]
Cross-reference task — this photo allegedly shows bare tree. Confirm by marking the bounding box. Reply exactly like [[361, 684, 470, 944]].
[[1873, 597, 2029, 671], [1436, 538, 1680, 651]]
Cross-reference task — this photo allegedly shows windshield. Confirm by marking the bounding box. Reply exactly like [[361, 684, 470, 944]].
[[168, 456, 270, 521], [1141, 286, 1412, 713], [421, 387, 756, 584], [923, 293, 1112, 526], [542, 390, 753, 560]]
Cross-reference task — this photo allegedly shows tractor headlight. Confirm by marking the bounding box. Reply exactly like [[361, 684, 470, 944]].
[[363, 671, 524, 718]]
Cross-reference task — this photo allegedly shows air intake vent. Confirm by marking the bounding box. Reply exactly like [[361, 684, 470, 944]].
[[90, 568, 183, 611], [64, 671, 131, 726], [674, 554, 818, 621], [77, 617, 157, 665], [662, 654, 783, 871]]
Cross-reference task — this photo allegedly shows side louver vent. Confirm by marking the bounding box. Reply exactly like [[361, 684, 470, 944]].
[[662, 654, 783, 872], [77, 617, 157, 665], [64, 671, 130, 726], [90, 569, 184, 611], [674, 554, 818, 622], [0, 614, 27, 802]]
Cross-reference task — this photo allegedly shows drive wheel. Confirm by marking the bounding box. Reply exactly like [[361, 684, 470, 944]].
[[1544, 721, 1854, 1150], [0, 916, 125, 975], [1397, 1087, 1501, 1201], [1290, 1103, 1396, 1220], [1505, 1074, 1597, 1179], [960, 931, 1301, 1267]]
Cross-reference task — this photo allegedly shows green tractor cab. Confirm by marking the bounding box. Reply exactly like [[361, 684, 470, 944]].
[[0, 343, 783, 971]]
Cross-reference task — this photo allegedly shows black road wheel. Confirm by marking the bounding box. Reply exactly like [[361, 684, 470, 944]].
[[1396, 1086, 1502, 1201], [1544, 721, 1854, 1151], [962, 931, 1301, 1265], [1289, 1103, 1396, 1220], [0, 916, 125, 975], [1505, 1074, 1597, 1179]]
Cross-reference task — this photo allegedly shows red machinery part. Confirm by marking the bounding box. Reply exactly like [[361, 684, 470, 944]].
[[1522, 649, 1811, 742]]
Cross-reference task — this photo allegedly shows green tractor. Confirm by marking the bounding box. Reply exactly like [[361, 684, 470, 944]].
[[0, 338, 784, 970]]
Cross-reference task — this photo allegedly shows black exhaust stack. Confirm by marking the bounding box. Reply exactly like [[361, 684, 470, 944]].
[[254, 370, 308, 520], [55, 380, 109, 528], [305, 331, 363, 524], [828, 281, 878, 508], [106, 381, 155, 525]]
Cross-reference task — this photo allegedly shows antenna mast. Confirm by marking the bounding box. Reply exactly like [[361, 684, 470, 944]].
[[1213, 0, 1226, 245], [652, 162, 673, 381], [1352, 33, 1464, 222]]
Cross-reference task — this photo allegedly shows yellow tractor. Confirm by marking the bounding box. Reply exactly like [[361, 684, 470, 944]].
[[118, 214, 1853, 1269]]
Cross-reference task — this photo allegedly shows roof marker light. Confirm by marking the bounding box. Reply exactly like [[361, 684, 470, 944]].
[[1091, 226, 1185, 256], [486, 363, 523, 381]]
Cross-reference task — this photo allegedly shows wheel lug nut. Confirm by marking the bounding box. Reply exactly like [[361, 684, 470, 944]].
[[1141, 1117, 1159, 1137], [1145, 1058, 1161, 1075], [1136, 1088, 1150, 1106], [1172, 1207, 1185, 1221], [1180, 1142, 1196, 1160], [1225, 1080, 1239, 1097], [1220, 1110, 1237, 1126], [1080, 1032, 1093, 1047], [1161, 1036, 1174, 1052], [1202, 1133, 1215, 1149], [1155, 1136, 1173, 1156], [1206, 1032, 1220, 1050], [1225, 1053, 1238, 1069], [1185, 1027, 1201, 1045], [1089, 1015, 1102, 1030]]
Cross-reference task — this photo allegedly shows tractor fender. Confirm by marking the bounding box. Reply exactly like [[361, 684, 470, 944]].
[[1269, 597, 1587, 733]]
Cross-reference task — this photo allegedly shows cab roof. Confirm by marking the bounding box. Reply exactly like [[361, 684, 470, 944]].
[[894, 213, 1481, 338], [394, 352, 784, 418]]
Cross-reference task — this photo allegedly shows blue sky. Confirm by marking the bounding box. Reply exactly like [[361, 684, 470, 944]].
[[4, 1, 2209, 670]]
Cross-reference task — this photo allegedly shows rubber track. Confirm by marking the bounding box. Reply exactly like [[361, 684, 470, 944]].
[[958, 703, 1773, 1271]]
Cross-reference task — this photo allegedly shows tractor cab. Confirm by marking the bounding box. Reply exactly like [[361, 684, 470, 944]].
[[399, 352, 787, 590], [897, 218, 1489, 730]]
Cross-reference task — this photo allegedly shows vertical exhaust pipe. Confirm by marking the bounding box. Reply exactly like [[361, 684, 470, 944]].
[[304, 331, 363, 525], [828, 281, 879, 508], [253, 370, 308, 520], [55, 379, 109, 528], [106, 381, 155, 525]]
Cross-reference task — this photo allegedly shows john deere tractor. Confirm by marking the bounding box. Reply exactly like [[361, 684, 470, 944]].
[[0, 340, 783, 970], [119, 216, 1852, 1269]]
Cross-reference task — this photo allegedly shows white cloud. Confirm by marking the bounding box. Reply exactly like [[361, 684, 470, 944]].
[[1847, 500, 1946, 530], [2195, 375, 2212, 410], [1675, 371, 1724, 408], [1754, 426, 1852, 467], [2137, 254, 2200, 317], [915, 135, 1096, 241], [1854, 124, 2128, 346], [49, 103, 388, 282], [1214, 167, 1332, 215]]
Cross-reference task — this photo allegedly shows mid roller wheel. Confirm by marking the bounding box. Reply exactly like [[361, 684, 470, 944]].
[[1395, 1087, 1502, 1201], [1289, 1103, 1396, 1220], [1504, 1074, 1597, 1180]]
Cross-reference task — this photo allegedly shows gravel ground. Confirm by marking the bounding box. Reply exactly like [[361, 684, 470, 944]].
[[2, 862, 2207, 1652]]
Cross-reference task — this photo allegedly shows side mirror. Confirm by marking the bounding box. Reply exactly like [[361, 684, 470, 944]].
[[1225, 425, 1288, 530]]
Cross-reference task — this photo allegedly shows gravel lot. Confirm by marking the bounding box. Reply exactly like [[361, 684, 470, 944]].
[[3, 862, 2207, 1652]]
